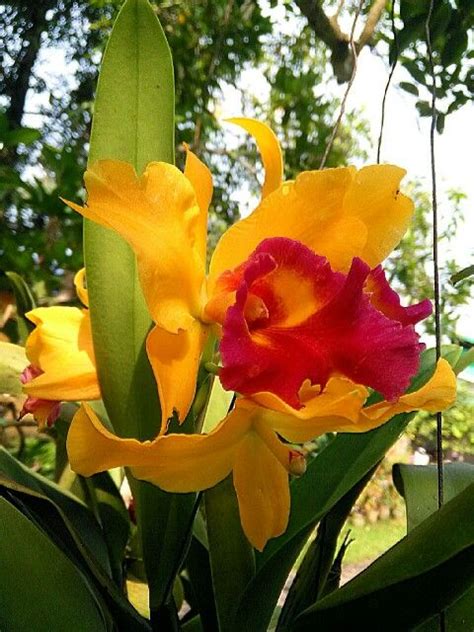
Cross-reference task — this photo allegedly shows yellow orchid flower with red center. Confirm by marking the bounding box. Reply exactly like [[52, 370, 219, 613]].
[[65, 119, 457, 549], [20, 270, 100, 428]]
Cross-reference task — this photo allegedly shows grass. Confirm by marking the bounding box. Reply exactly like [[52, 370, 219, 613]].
[[339, 518, 407, 566]]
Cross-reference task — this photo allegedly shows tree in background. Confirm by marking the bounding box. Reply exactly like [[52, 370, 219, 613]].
[[0, 0, 472, 343]]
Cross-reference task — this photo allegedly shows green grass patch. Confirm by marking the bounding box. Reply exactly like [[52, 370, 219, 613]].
[[339, 519, 407, 565]]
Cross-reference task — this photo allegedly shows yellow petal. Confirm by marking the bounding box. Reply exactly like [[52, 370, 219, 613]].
[[233, 426, 290, 551], [227, 118, 283, 198], [68, 403, 251, 490], [64, 160, 205, 332], [354, 358, 457, 432], [248, 377, 369, 443], [74, 268, 89, 308], [23, 307, 99, 401], [68, 402, 294, 550], [343, 165, 413, 267], [146, 321, 208, 428], [183, 144, 213, 261], [208, 167, 366, 289]]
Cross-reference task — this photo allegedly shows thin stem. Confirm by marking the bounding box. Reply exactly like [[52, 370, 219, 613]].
[[320, 0, 365, 169], [377, 0, 398, 163], [425, 0, 443, 509], [425, 1, 445, 628]]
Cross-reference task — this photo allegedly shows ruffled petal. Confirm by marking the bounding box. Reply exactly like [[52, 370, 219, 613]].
[[23, 307, 99, 401], [365, 265, 432, 326], [219, 238, 424, 406], [208, 167, 366, 291], [146, 321, 208, 428], [236, 359, 456, 443], [343, 165, 413, 267], [19, 367, 62, 430], [68, 402, 251, 490], [354, 358, 457, 432], [64, 160, 206, 332], [227, 118, 283, 198], [248, 377, 369, 443]]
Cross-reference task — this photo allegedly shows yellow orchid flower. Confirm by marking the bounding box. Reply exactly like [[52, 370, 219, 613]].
[[20, 269, 100, 428], [65, 119, 421, 428], [63, 119, 458, 549], [68, 358, 456, 550]]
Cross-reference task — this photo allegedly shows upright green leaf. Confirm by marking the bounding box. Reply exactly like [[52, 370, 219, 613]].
[[393, 462, 474, 532], [205, 476, 256, 630], [83, 0, 195, 617], [0, 497, 110, 632], [85, 0, 173, 442]]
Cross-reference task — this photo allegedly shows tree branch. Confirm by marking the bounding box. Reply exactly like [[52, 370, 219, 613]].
[[295, 0, 351, 82], [358, 0, 387, 49], [4, 1, 55, 130], [295, 0, 388, 83]]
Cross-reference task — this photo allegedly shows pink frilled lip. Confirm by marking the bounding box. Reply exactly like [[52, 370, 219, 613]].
[[218, 237, 431, 407], [19, 365, 61, 427]]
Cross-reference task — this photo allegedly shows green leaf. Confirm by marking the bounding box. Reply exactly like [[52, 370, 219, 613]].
[[436, 111, 446, 134], [185, 536, 219, 631], [393, 463, 474, 631], [0, 446, 111, 575], [0, 497, 110, 631], [416, 100, 432, 117], [0, 341, 28, 397], [84, 0, 196, 615], [85, 0, 172, 442], [276, 465, 378, 629], [201, 376, 233, 433], [3, 126, 41, 147], [91, 471, 131, 586], [454, 347, 474, 375], [399, 81, 419, 96], [205, 476, 256, 630], [450, 264, 474, 286], [233, 348, 455, 631], [393, 462, 474, 531], [292, 484, 474, 631], [4, 269, 36, 342], [0, 449, 150, 630]]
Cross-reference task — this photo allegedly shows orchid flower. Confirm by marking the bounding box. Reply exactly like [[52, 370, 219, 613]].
[[64, 119, 456, 549], [20, 269, 99, 428]]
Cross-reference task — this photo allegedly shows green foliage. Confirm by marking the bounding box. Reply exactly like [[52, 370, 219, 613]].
[[407, 380, 474, 458], [1, 0, 369, 298], [349, 457, 405, 527], [292, 484, 474, 631], [383, 0, 474, 124], [254, 24, 370, 176], [0, 498, 111, 631], [385, 182, 472, 339]]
